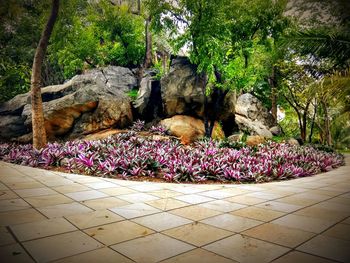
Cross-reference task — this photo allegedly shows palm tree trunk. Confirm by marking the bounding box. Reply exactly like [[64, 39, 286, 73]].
[[31, 0, 59, 149]]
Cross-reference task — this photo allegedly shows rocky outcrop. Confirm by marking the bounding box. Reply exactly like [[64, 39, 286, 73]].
[[0, 66, 136, 142], [160, 56, 238, 135], [235, 93, 275, 138], [160, 115, 224, 144], [161, 57, 206, 117], [133, 70, 163, 121]]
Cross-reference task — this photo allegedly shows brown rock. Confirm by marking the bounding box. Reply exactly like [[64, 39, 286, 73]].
[[84, 129, 125, 141], [287, 138, 300, 146], [246, 135, 266, 146], [160, 115, 224, 144]]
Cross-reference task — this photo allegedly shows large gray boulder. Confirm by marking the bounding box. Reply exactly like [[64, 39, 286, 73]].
[[0, 66, 136, 142], [161, 56, 207, 117], [160, 56, 237, 135], [234, 93, 275, 138]]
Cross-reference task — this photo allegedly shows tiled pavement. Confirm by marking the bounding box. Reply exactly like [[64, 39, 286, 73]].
[[0, 155, 349, 263]]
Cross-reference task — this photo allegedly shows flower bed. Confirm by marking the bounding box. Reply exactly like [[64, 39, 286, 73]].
[[0, 132, 344, 183]]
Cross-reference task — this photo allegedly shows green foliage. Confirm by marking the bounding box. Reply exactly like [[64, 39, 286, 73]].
[[219, 139, 246, 150], [0, 62, 31, 102], [0, 0, 44, 102], [152, 61, 165, 81], [127, 88, 139, 101], [50, 0, 145, 78]]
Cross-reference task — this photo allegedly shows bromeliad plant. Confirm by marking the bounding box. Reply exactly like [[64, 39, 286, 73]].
[[0, 132, 344, 183]]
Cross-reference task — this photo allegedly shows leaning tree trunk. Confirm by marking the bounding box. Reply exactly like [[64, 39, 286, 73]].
[[31, 0, 59, 149], [144, 16, 152, 69]]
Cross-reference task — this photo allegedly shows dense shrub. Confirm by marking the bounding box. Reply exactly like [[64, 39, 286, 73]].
[[0, 132, 344, 183]]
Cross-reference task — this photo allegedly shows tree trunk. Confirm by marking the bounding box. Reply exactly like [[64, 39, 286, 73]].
[[31, 0, 59, 150], [205, 68, 228, 138], [322, 101, 332, 146], [143, 16, 152, 68], [137, 0, 141, 15], [268, 67, 277, 124], [301, 111, 307, 142], [308, 101, 317, 143]]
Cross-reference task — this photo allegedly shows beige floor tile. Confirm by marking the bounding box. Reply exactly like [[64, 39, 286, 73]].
[[128, 183, 163, 192], [169, 205, 222, 221], [297, 234, 350, 262], [117, 192, 160, 203], [99, 187, 137, 196], [132, 212, 192, 231], [38, 202, 93, 218], [323, 223, 350, 241], [0, 226, 16, 246], [23, 231, 103, 262], [242, 222, 315, 247], [0, 190, 18, 200], [294, 205, 348, 221], [40, 178, 75, 187], [215, 189, 252, 196], [24, 194, 73, 207], [314, 201, 350, 215], [0, 182, 9, 190], [231, 184, 266, 191], [255, 200, 303, 213], [204, 234, 290, 263], [65, 209, 123, 229], [294, 192, 331, 201], [84, 220, 154, 245], [0, 209, 46, 226], [199, 189, 239, 199], [174, 194, 214, 204], [171, 186, 206, 194], [201, 214, 263, 232], [231, 207, 285, 222], [82, 196, 130, 210], [52, 247, 134, 263], [272, 251, 337, 263], [84, 181, 119, 189], [163, 222, 233, 246], [199, 200, 247, 212], [69, 177, 103, 184], [225, 195, 266, 205], [10, 218, 77, 241], [245, 191, 285, 200], [146, 198, 190, 210], [110, 203, 161, 219], [275, 196, 319, 206], [14, 187, 57, 197], [160, 248, 236, 263], [0, 198, 31, 212], [52, 184, 91, 194], [327, 196, 350, 205], [343, 217, 350, 224], [272, 214, 335, 233], [0, 243, 34, 263], [65, 190, 108, 201], [148, 190, 182, 198], [111, 233, 194, 263]]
